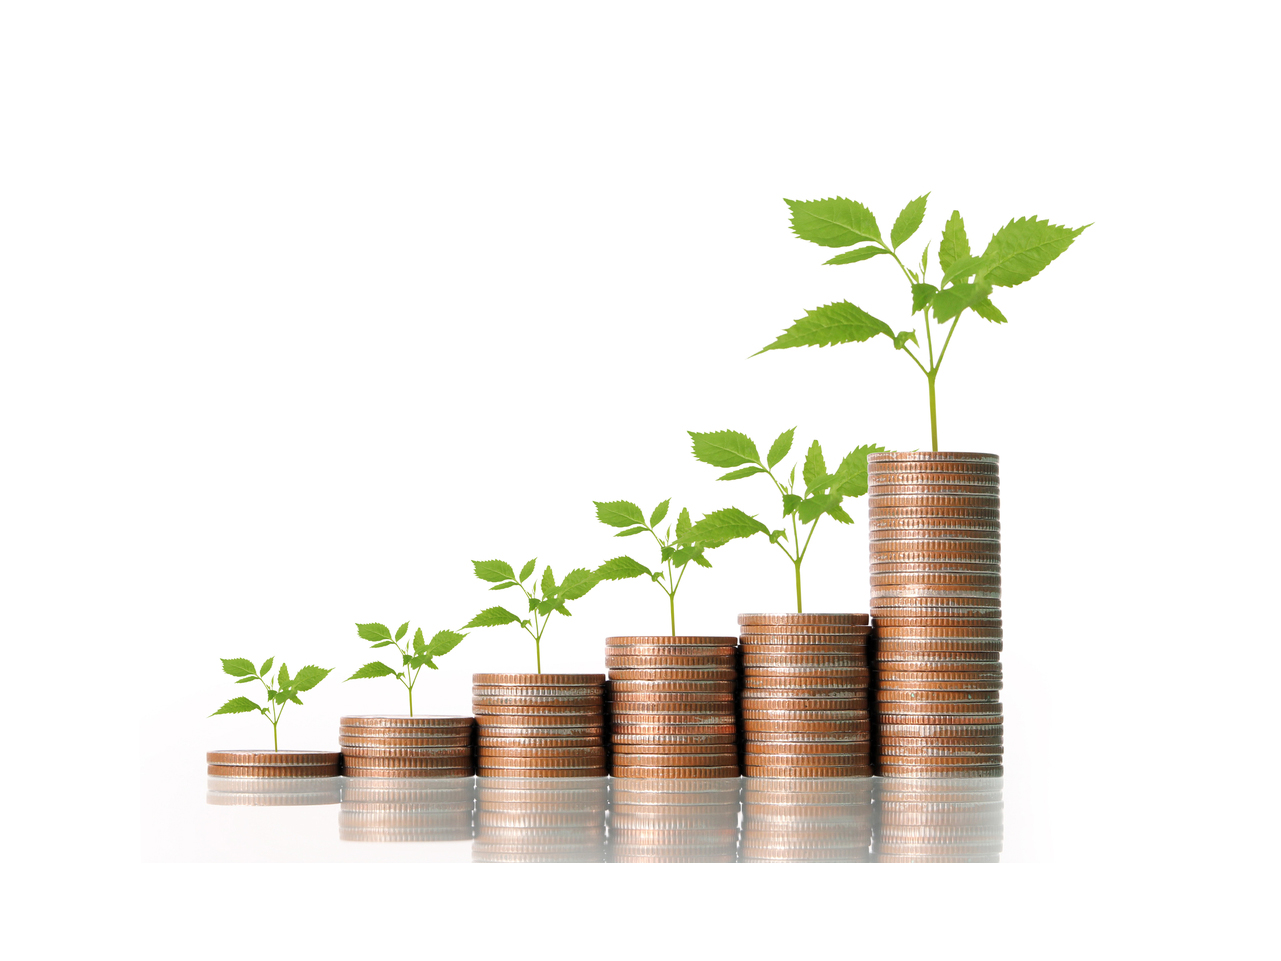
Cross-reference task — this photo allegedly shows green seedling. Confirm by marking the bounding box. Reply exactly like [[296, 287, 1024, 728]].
[[346, 621, 467, 716], [592, 498, 727, 636], [464, 559, 601, 673], [681, 428, 883, 612], [210, 657, 332, 751], [757, 194, 1089, 450]]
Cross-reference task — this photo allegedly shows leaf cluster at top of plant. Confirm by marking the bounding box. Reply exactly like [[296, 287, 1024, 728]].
[[210, 657, 332, 751], [346, 621, 466, 716]]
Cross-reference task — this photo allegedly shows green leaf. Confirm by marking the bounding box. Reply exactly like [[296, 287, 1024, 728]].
[[371, 640, 393, 648], [980, 216, 1088, 287], [683, 508, 770, 546], [347, 661, 397, 680], [527, 597, 539, 613], [427, 629, 466, 657], [785, 197, 882, 247], [490, 581, 518, 590], [473, 559, 516, 583], [827, 502, 855, 524], [286, 691, 304, 706], [911, 283, 937, 314], [424, 659, 439, 671], [258, 657, 273, 676], [688, 430, 760, 468], [675, 507, 693, 540], [769, 529, 788, 545], [718, 466, 766, 481], [782, 493, 803, 516], [519, 558, 537, 582], [893, 330, 918, 350], [221, 658, 255, 678], [596, 556, 652, 580], [464, 607, 521, 628], [293, 665, 331, 692], [558, 568, 599, 600], [823, 246, 888, 266], [972, 297, 1008, 324], [595, 500, 645, 528], [931, 281, 991, 322], [940, 254, 989, 289], [920, 242, 929, 274], [938, 210, 971, 274], [394, 622, 409, 642], [689, 551, 713, 569], [540, 566, 555, 599], [356, 622, 392, 643], [767, 428, 795, 469], [756, 301, 893, 354], [553, 600, 571, 618], [408, 654, 432, 669], [615, 526, 648, 537], [210, 696, 261, 716], [649, 499, 670, 527], [277, 663, 291, 689], [890, 193, 929, 249], [235, 676, 257, 684], [536, 598, 556, 616], [798, 493, 836, 524], [831, 444, 885, 497], [803, 440, 827, 494], [412, 628, 426, 655]]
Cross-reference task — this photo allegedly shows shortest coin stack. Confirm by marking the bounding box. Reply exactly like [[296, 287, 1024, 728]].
[[473, 674, 608, 777], [206, 750, 341, 779], [339, 716, 475, 778]]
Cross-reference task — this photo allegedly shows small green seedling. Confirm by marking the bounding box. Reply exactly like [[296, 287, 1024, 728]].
[[211, 657, 332, 751], [681, 428, 883, 612], [757, 194, 1088, 449], [346, 622, 467, 716], [464, 559, 601, 673]]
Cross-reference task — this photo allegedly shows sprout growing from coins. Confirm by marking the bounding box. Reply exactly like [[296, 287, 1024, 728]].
[[346, 621, 467, 716], [210, 657, 332, 751]]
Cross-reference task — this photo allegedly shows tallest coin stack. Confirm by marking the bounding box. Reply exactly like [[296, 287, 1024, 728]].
[[867, 452, 1004, 778]]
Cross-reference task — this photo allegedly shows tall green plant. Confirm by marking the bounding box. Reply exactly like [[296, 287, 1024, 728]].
[[757, 194, 1088, 449], [346, 621, 467, 716], [210, 657, 332, 751]]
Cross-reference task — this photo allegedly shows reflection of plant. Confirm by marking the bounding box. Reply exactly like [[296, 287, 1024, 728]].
[[346, 622, 467, 716], [757, 194, 1088, 449], [464, 559, 601, 673], [682, 428, 883, 612], [211, 658, 332, 751], [592, 498, 725, 636]]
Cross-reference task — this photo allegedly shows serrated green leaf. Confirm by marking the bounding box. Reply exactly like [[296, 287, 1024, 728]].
[[980, 216, 1088, 287], [823, 246, 889, 266], [938, 211, 971, 274], [891, 193, 929, 249], [258, 657, 273, 676], [527, 597, 539, 613], [536, 598, 556, 616], [265, 688, 278, 703], [659, 544, 674, 563], [785, 197, 882, 247], [347, 661, 397, 680], [558, 568, 599, 600], [409, 654, 432, 669], [831, 444, 885, 497], [718, 466, 767, 481], [827, 502, 855, 524], [782, 492, 803, 516], [920, 242, 929, 274], [682, 508, 770, 546], [210, 696, 261, 716], [940, 254, 989, 288], [553, 600, 571, 617], [464, 607, 521, 628], [689, 551, 713, 569], [356, 622, 392, 643], [394, 622, 409, 642], [371, 640, 393, 648], [595, 500, 646, 528], [235, 676, 257, 684], [286, 691, 303, 706], [688, 430, 760, 468], [412, 627, 426, 655], [798, 493, 836, 524], [649, 499, 670, 527], [596, 556, 652, 581], [767, 428, 795, 469], [221, 658, 255, 677], [769, 529, 788, 545], [932, 281, 991, 322], [473, 559, 516, 583], [427, 629, 466, 656], [911, 284, 937, 314], [803, 440, 827, 494], [615, 526, 648, 537], [893, 330, 918, 350], [277, 663, 291, 688], [972, 297, 1008, 324], [293, 665, 330, 692], [490, 581, 518, 590], [519, 558, 537, 582], [540, 566, 555, 599], [756, 302, 893, 354], [675, 507, 693, 540], [425, 659, 439, 670]]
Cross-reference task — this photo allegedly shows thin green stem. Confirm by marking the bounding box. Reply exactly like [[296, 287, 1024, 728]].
[[928, 372, 939, 451], [669, 591, 676, 636], [794, 559, 803, 613], [934, 316, 961, 370], [900, 345, 930, 376]]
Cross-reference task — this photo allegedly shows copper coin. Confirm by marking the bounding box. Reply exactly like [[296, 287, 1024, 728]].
[[471, 686, 602, 697], [868, 505, 1001, 520], [878, 668, 1001, 681], [479, 746, 607, 759], [868, 494, 1000, 508], [744, 664, 868, 676], [474, 720, 605, 734], [609, 707, 737, 721], [743, 653, 867, 668], [744, 763, 872, 777], [876, 703, 1003, 717], [868, 451, 998, 465], [868, 459, 998, 474], [207, 764, 341, 778], [472, 694, 603, 707], [343, 767, 472, 779], [738, 613, 869, 626], [739, 624, 872, 636], [742, 697, 869, 712], [473, 704, 603, 716], [738, 643, 866, 656], [611, 723, 737, 736], [875, 650, 1000, 662], [611, 755, 739, 768], [744, 741, 869, 756], [606, 635, 737, 645], [608, 668, 739, 682], [472, 673, 605, 685], [879, 735, 1003, 746], [880, 724, 1004, 739], [872, 574, 1001, 589], [875, 626, 1004, 638], [339, 716, 471, 728], [207, 750, 341, 766], [606, 654, 736, 669], [338, 730, 472, 745], [870, 484, 1000, 498], [340, 752, 474, 767], [743, 732, 869, 744], [478, 736, 603, 748], [870, 518, 1002, 534], [341, 745, 472, 758], [878, 754, 1005, 767], [869, 475, 999, 491], [874, 689, 1001, 703], [609, 680, 736, 693], [740, 709, 869, 721], [610, 742, 739, 755], [743, 675, 868, 690], [477, 767, 609, 778], [610, 689, 734, 701], [872, 588, 1003, 603], [611, 766, 740, 779], [474, 755, 609, 769], [610, 733, 738, 746], [878, 745, 1004, 757], [871, 590, 1001, 606], [604, 646, 737, 658], [872, 617, 1002, 628], [743, 719, 870, 733], [871, 561, 1001, 576]]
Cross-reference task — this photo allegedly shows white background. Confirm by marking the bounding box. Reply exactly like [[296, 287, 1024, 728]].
[[3, 0, 1277, 956]]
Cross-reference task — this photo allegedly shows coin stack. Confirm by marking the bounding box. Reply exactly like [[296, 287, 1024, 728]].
[[206, 750, 341, 778], [608, 778, 742, 862], [738, 614, 873, 778], [473, 777, 608, 861], [339, 716, 475, 778], [873, 776, 1004, 862], [740, 777, 873, 862], [605, 636, 740, 779], [473, 674, 608, 777], [867, 451, 1004, 778], [206, 776, 342, 806], [339, 777, 475, 842]]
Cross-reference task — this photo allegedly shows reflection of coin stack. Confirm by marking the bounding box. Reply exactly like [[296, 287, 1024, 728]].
[[206, 750, 341, 778], [473, 777, 608, 862], [206, 776, 341, 806], [606, 637, 740, 779], [339, 716, 475, 778], [873, 777, 1004, 862], [867, 452, 1004, 778], [473, 674, 608, 777], [740, 777, 873, 862], [608, 778, 741, 862], [338, 777, 475, 842], [738, 614, 872, 778]]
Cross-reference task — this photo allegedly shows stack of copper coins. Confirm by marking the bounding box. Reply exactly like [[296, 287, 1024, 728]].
[[738, 614, 873, 778], [206, 749, 341, 778], [339, 716, 475, 778], [872, 776, 1004, 862], [740, 777, 873, 862], [473, 674, 608, 777], [473, 777, 608, 861], [338, 778, 476, 842], [605, 636, 740, 779], [206, 776, 341, 806], [608, 778, 741, 862], [867, 451, 1004, 779]]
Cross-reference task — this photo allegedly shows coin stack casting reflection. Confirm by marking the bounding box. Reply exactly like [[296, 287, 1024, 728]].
[[473, 777, 608, 862], [873, 777, 1004, 862], [472, 674, 608, 777], [608, 778, 741, 861], [740, 777, 873, 861], [867, 452, 1004, 778], [605, 637, 740, 779], [339, 716, 475, 778], [738, 614, 873, 777], [206, 750, 341, 778], [339, 777, 475, 842]]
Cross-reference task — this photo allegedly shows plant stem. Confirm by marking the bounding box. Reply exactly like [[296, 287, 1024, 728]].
[[928, 370, 939, 452], [536, 638, 542, 674], [272, 719, 278, 751], [669, 590, 676, 637], [408, 685, 414, 717], [794, 558, 803, 613]]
